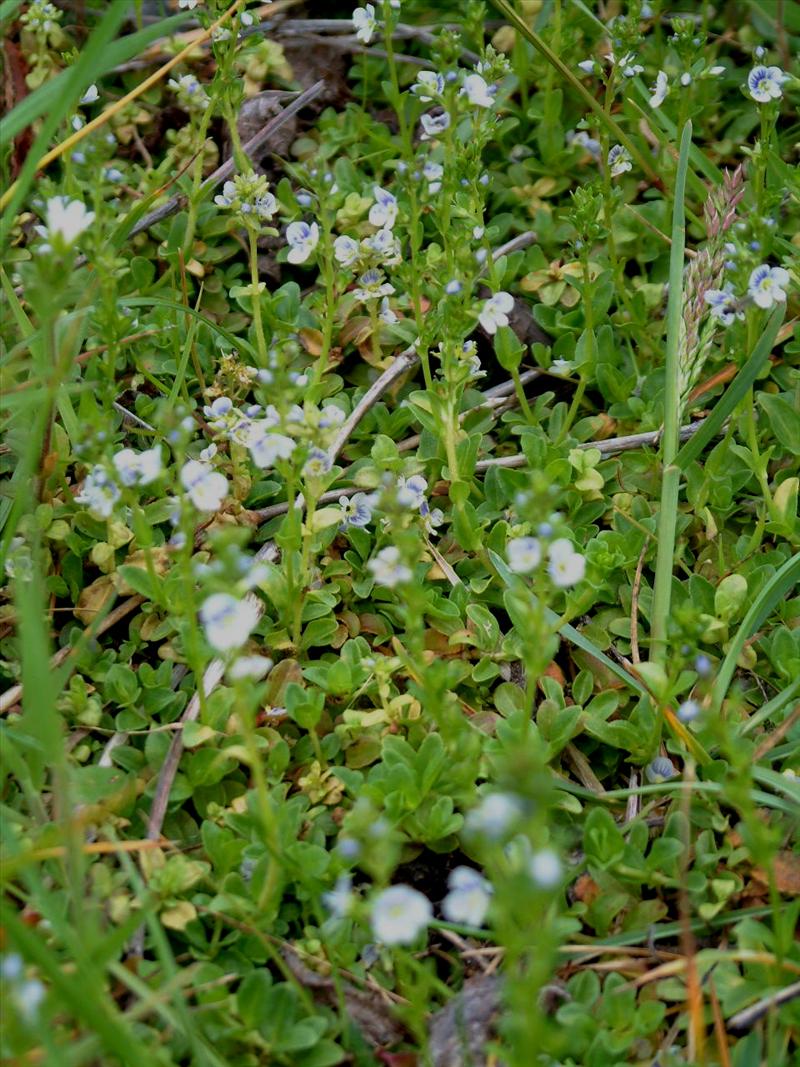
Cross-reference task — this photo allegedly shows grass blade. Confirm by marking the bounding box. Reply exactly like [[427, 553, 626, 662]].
[[711, 552, 800, 714], [676, 306, 785, 470], [649, 120, 692, 665]]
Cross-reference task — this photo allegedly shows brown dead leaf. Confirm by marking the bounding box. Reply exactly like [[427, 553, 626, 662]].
[[74, 575, 116, 625], [573, 873, 602, 905], [283, 947, 405, 1048], [753, 851, 800, 896]]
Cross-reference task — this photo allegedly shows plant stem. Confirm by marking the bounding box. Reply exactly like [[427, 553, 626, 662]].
[[650, 121, 692, 666]]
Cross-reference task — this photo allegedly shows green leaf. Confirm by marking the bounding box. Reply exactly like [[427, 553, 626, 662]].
[[757, 393, 800, 455]]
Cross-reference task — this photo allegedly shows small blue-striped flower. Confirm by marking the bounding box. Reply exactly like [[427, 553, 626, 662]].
[[200, 593, 259, 653], [420, 111, 451, 140], [466, 792, 522, 839], [442, 867, 492, 926], [704, 284, 743, 326], [368, 546, 412, 587], [371, 884, 432, 944], [352, 268, 395, 303], [248, 430, 296, 469], [646, 756, 677, 783], [286, 221, 319, 264], [618, 52, 643, 78], [76, 467, 120, 518], [396, 474, 427, 509], [323, 874, 354, 918], [352, 3, 376, 44], [411, 70, 444, 101], [566, 130, 601, 160], [334, 234, 360, 267], [649, 70, 669, 108], [369, 186, 398, 229], [303, 448, 332, 479], [180, 459, 228, 512], [548, 538, 585, 587], [113, 446, 162, 487], [507, 536, 542, 574], [677, 699, 701, 723], [479, 290, 514, 334], [445, 279, 462, 295], [462, 72, 494, 107], [748, 264, 790, 308], [168, 73, 208, 110], [608, 144, 632, 177], [528, 848, 562, 888], [339, 492, 373, 528], [747, 65, 786, 103], [423, 160, 443, 193]]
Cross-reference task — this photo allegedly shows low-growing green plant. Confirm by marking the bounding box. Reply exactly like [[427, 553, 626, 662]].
[[1, 1, 798, 1065]]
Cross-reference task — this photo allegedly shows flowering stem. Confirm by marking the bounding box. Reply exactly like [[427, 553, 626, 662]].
[[650, 121, 692, 668], [247, 228, 268, 367]]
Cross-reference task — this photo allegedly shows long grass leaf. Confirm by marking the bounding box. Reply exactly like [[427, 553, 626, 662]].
[[711, 552, 800, 713], [676, 306, 784, 470]]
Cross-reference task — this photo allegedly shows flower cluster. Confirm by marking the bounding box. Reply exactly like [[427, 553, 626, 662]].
[[167, 73, 209, 112], [507, 536, 586, 588], [215, 172, 277, 227]]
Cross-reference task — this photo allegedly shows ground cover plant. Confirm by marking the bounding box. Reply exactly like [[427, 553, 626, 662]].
[[1, 0, 799, 1063]]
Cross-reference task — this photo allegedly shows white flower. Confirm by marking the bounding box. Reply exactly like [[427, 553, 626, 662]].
[[704, 284, 743, 326], [352, 268, 394, 303], [200, 593, 260, 653], [35, 197, 95, 250], [507, 536, 542, 574], [747, 65, 785, 103], [649, 70, 669, 108], [303, 448, 332, 479], [528, 848, 562, 888], [466, 792, 522, 839], [14, 978, 46, 1022], [707, 65, 725, 76], [323, 874, 354, 918], [748, 264, 790, 308], [75, 466, 120, 518], [442, 867, 492, 927], [577, 59, 597, 75], [478, 291, 514, 334], [371, 885, 432, 944], [423, 160, 443, 193], [550, 358, 575, 376], [608, 144, 632, 177], [352, 4, 376, 44], [412, 70, 444, 101], [369, 186, 398, 230], [319, 404, 346, 428], [618, 53, 644, 77], [364, 227, 401, 265], [396, 474, 427, 509], [178, 0, 200, 8], [566, 130, 601, 160], [420, 111, 451, 140], [462, 73, 494, 107], [379, 296, 397, 324], [248, 430, 296, 469], [677, 699, 701, 723], [368, 546, 412, 587], [334, 235, 360, 267], [340, 492, 373, 528], [80, 83, 99, 104], [112, 446, 162, 487], [285, 221, 319, 264], [180, 459, 228, 512], [228, 654, 273, 681], [547, 538, 586, 587], [168, 73, 209, 110], [680, 72, 692, 87]]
